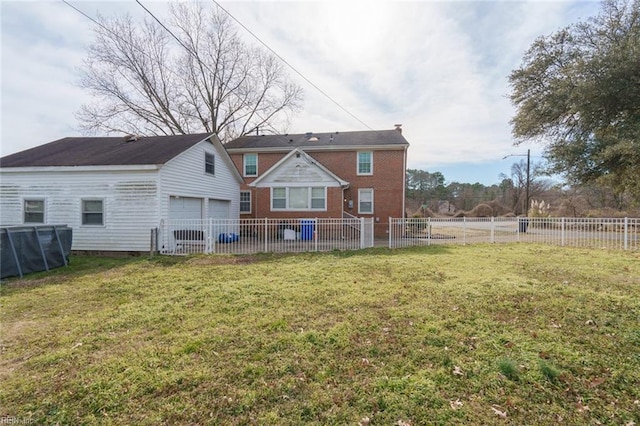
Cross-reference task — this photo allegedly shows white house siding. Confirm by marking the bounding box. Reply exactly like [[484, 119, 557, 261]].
[[159, 140, 240, 222], [258, 154, 343, 187], [0, 169, 159, 251]]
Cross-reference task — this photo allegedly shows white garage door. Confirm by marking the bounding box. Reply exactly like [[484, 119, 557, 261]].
[[169, 197, 203, 220], [207, 199, 230, 219]]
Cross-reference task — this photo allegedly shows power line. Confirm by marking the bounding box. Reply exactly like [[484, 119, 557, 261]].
[[64, 0, 380, 139], [134, 0, 287, 138], [62, 0, 289, 139], [210, 0, 374, 131]]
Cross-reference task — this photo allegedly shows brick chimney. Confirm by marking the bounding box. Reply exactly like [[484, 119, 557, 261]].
[[394, 124, 402, 134]]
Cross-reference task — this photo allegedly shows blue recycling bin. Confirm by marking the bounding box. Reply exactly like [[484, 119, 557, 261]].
[[218, 232, 239, 243], [300, 219, 315, 240]]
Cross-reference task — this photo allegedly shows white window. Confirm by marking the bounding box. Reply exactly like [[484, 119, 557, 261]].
[[240, 191, 251, 213], [271, 187, 326, 211], [358, 188, 374, 214], [311, 187, 326, 209], [272, 188, 286, 209], [357, 151, 373, 175], [24, 199, 45, 223], [82, 199, 104, 226], [244, 153, 257, 177], [205, 152, 215, 175]]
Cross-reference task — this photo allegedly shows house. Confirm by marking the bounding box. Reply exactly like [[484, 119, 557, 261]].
[[225, 126, 409, 237], [0, 133, 243, 252]]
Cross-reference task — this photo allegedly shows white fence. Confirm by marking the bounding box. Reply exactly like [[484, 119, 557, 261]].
[[389, 217, 639, 251], [157, 217, 374, 255], [156, 217, 638, 255]]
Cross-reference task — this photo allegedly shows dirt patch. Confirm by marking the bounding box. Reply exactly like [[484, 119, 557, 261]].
[[187, 255, 262, 266], [1, 275, 63, 289], [0, 320, 38, 380]]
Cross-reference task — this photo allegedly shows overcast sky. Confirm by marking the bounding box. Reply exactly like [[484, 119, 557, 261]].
[[1, 0, 601, 185]]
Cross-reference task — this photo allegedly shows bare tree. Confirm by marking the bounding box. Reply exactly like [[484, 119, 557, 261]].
[[77, 2, 303, 141]]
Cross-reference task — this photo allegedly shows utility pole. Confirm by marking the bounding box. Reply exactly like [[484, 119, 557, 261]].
[[525, 149, 530, 216], [503, 149, 531, 216]]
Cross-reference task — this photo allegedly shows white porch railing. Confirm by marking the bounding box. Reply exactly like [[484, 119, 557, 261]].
[[388, 217, 639, 251], [158, 217, 374, 255]]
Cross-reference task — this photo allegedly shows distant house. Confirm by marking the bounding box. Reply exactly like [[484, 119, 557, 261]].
[[225, 127, 409, 237], [0, 133, 243, 252]]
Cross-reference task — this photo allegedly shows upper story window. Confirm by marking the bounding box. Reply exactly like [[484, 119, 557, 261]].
[[240, 191, 251, 214], [244, 153, 257, 177], [357, 151, 373, 175], [271, 187, 326, 211], [82, 199, 104, 226], [205, 152, 215, 175], [24, 199, 45, 223]]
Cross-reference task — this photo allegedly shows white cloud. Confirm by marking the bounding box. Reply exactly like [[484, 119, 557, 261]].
[[1, 0, 602, 184]]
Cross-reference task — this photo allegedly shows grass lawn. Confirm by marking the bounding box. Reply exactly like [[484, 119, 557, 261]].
[[1, 244, 639, 425]]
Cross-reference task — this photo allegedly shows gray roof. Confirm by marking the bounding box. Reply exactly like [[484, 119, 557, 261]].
[[225, 129, 409, 150], [0, 133, 214, 167]]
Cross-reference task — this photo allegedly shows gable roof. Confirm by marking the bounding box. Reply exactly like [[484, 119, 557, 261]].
[[225, 129, 409, 151], [249, 148, 349, 188], [0, 133, 216, 168]]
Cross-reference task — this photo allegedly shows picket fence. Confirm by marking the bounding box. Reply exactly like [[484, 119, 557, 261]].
[[156, 217, 374, 255], [389, 217, 638, 251], [154, 217, 638, 255]]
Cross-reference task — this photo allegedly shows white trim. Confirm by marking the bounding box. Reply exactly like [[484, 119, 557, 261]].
[[358, 188, 374, 214], [163, 135, 244, 184], [270, 186, 327, 211], [240, 190, 252, 214], [81, 198, 105, 227], [357, 151, 373, 176], [243, 153, 258, 177], [204, 151, 215, 176], [250, 148, 348, 187], [23, 198, 46, 224]]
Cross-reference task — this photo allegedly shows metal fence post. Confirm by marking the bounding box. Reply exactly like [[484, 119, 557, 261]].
[[5, 229, 23, 278], [33, 227, 50, 272], [491, 216, 496, 244], [463, 217, 467, 245], [561, 217, 565, 246], [315, 217, 319, 252], [624, 217, 628, 251], [388, 217, 392, 249], [53, 226, 68, 267], [204, 217, 210, 254], [264, 218, 268, 253]]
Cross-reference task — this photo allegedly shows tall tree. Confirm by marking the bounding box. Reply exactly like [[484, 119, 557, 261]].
[[77, 2, 304, 141], [406, 169, 447, 203], [509, 0, 640, 206]]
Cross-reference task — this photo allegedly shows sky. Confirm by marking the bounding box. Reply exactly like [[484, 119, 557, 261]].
[[0, 0, 601, 185]]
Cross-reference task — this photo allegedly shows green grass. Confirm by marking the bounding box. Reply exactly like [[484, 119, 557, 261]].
[[1, 244, 639, 425]]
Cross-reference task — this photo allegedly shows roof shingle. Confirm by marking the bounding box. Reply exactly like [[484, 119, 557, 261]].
[[0, 133, 214, 168], [224, 129, 408, 150]]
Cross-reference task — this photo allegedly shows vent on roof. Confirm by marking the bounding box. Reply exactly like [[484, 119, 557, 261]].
[[123, 134, 141, 142], [308, 136, 319, 142]]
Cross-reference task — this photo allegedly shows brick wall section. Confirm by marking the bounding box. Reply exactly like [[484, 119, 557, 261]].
[[229, 148, 406, 237]]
